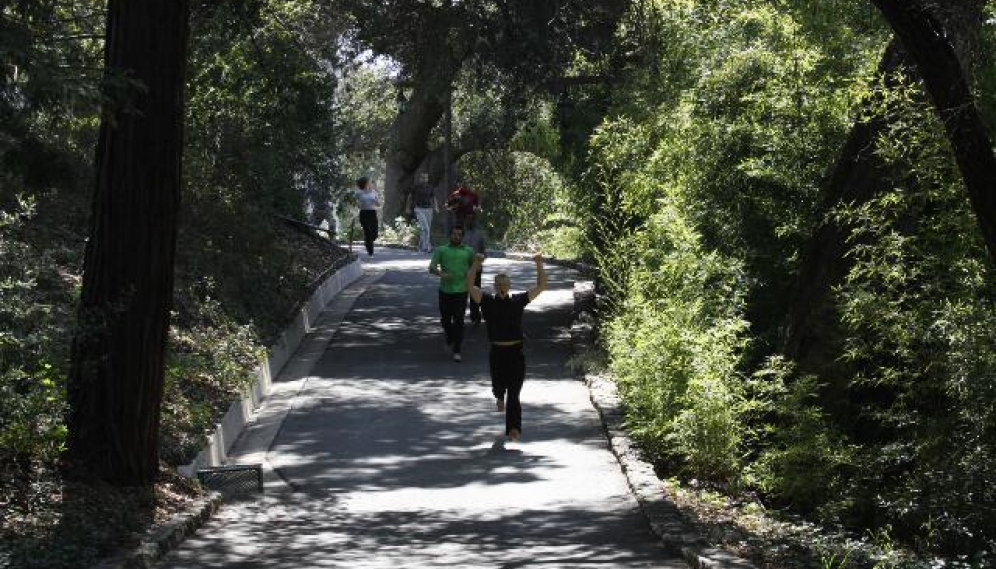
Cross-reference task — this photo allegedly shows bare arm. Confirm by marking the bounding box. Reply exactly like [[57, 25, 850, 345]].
[[527, 253, 547, 301], [429, 251, 449, 279], [467, 254, 485, 304]]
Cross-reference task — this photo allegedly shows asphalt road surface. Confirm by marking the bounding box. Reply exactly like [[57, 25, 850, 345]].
[[157, 248, 684, 569]]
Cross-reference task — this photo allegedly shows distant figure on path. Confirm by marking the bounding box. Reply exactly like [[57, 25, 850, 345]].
[[466, 252, 547, 441], [354, 176, 380, 256], [408, 172, 438, 254], [445, 180, 480, 235], [462, 218, 487, 324], [429, 226, 475, 362]]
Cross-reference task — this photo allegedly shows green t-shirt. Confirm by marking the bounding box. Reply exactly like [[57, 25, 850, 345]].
[[430, 243, 475, 294]]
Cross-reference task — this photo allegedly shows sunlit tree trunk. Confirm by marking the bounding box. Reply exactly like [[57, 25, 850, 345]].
[[67, 0, 190, 485]]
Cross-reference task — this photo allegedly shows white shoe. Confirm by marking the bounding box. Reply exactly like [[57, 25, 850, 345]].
[[452, 353, 462, 362]]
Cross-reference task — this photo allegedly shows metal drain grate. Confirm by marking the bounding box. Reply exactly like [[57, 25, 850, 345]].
[[196, 464, 263, 496]]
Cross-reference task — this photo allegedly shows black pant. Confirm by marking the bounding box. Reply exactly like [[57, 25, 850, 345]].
[[469, 270, 482, 321], [359, 209, 378, 255], [439, 291, 468, 353], [490, 344, 525, 434]]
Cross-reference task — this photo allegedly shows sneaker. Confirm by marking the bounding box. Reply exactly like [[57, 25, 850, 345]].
[[496, 398, 505, 412], [452, 353, 462, 362], [508, 428, 520, 442]]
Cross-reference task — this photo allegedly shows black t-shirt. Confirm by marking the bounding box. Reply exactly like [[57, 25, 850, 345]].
[[412, 183, 434, 208], [480, 292, 530, 342]]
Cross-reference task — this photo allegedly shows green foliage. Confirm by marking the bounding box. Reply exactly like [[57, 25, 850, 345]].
[[828, 81, 996, 553], [0, 197, 74, 465], [751, 371, 858, 514], [545, 0, 996, 560], [458, 149, 575, 255], [185, 0, 344, 214], [601, 194, 749, 480], [161, 295, 264, 465], [380, 216, 419, 247]]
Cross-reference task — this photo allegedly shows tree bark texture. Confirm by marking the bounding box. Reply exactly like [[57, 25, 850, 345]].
[[871, 0, 996, 265], [67, 0, 189, 485], [783, 40, 904, 365], [385, 87, 447, 223]]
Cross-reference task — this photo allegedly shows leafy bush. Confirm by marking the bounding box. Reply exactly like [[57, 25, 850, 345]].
[[379, 215, 419, 247], [826, 82, 996, 553], [0, 197, 73, 466], [161, 296, 264, 465], [603, 199, 748, 481], [458, 150, 574, 254]]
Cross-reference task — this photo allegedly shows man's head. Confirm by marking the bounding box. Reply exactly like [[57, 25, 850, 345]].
[[494, 273, 511, 298], [356, 176, 369, 189], [449, 226, 464, 245]]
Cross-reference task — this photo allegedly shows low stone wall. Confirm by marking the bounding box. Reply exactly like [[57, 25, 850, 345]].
[[178, 258, 364, 477]]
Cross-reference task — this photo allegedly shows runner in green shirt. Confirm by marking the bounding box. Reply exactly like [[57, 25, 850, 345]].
[[429, 226, 475, 361]]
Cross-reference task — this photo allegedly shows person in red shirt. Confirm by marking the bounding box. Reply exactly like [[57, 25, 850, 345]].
[[445, 181, 480, 234]]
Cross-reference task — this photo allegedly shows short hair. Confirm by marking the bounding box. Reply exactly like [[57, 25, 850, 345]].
[[356, 176, 369, 188], [494, 273, 510, 285]]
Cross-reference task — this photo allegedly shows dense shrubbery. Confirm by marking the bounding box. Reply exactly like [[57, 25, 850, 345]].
[[546, 0, 996, 561], [0, 197, 73, 466]]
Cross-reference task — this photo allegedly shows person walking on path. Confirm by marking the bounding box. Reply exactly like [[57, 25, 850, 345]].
[[466, 252, 547, 441], [429, 226, 476, 362], [408, 172, 438, 254], [445, 180, 480, 235], [462, 218, 487, 324], [354, 176, 380, 256]]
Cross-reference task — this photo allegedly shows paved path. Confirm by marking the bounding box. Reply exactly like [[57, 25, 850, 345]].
[[158, 248, 684, 569]]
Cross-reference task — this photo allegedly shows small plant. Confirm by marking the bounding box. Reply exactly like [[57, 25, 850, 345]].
[[380, 215, 419, 247], [818, 545, 855, 569]]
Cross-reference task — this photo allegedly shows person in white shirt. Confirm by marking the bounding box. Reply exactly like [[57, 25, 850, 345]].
[[354, 176, 380, 256]]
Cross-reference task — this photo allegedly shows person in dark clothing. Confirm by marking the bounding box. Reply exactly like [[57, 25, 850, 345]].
[[354, 176, 380, 256], [466, 252, 547, 441], [462, 218, 487, 324]]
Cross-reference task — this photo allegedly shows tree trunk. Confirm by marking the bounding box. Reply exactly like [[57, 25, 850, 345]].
[[67, 0, 189, 485], [783, 40, 905, 365], [785, 0, 989, 366], [384, 86, 447, 223], [871, 0, 996, 264]]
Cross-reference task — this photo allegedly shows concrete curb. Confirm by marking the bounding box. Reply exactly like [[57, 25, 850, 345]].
[[93, 493, 223, 569], [93, 259, 365, 568], [569, 282, 757, 569], [178, 257, 364, 476]]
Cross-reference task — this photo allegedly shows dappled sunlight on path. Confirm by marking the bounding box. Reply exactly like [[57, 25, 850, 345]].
[[158, 247, 683, 569]]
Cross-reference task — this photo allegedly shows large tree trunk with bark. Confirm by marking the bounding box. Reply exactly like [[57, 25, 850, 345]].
[[871, 0, 996, 263], [783, 41, 904, 366], [785, 0, 991, 367], [67, 0, 189, 485], [384, 85, 448, 223]]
